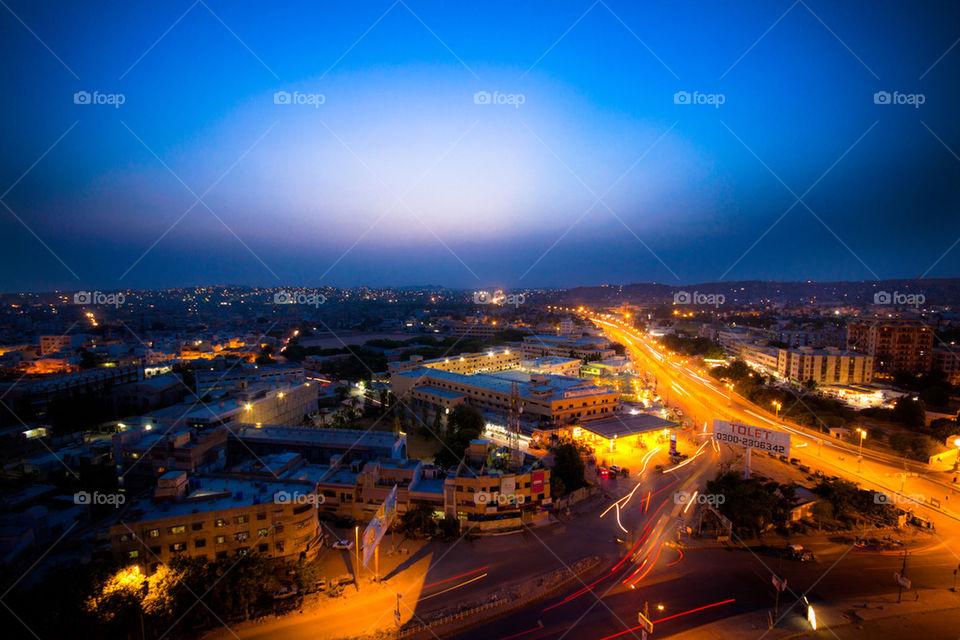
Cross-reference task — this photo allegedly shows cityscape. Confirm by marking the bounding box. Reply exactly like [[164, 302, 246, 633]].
[[2, 2, 960, 640]]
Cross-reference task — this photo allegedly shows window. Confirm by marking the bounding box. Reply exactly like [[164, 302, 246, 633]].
[[168, 525, 186, 535], [214, 519, 227, 528], [216, 551, 227, 560], [235, 515, 248, 524], [258, 544, 268, 553], [275, 541, 284, 553], [149, 546, 161, 555], [235, 531, 250, 542], [257, 528, 269, 537], [275, 525, 284, 534], [215, 535, 226, 544], [191, 522, 204, 531], [148, 529, 160, 538], [256, 512, 266, 521], [195, 538, 206, 548], [118, 533, 131, 542], [127, 550, 139, 559], [169, 542, 186, 552]]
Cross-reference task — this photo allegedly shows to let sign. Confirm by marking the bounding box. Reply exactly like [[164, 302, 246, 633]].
[[713, 420, 791, 456]]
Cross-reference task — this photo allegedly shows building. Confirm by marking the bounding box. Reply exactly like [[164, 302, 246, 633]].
[[110, 372, 186, 415], [442, 439, 551, 531], [519, 356, 582, 377], [38, 334, 85, 356], [847, 320, 934, 374], [113, 425, 229, 489], [568, 412, 676, 453], [932, 349, 960, 385], [227, 424, 407, 464], [387, 348, 520, 376], [776, 347, 874, 385], [144, 379, 317, 432], [109, 472, 323, 567], [194, 363, 305, 396], [515, 335, 615, 360], [392, 368, 619, 425]]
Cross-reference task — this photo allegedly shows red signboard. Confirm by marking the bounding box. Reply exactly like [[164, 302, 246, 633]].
[[532, 471, 544, 493]]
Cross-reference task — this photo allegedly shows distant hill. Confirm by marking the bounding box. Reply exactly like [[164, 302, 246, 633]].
[[559, 279, 960, 306]]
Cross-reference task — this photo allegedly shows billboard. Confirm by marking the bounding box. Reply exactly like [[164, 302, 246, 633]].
[[712, 419, 790, 457], [362, 485, 397, 567], [531, 471, 545, 493]]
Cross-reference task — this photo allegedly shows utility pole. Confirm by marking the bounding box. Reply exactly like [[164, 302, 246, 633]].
[[897, 550, 909, 603]]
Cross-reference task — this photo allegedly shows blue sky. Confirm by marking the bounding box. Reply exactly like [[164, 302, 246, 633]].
[[1, 0, 959, 291]]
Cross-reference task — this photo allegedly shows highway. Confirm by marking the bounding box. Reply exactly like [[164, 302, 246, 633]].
[[591, 316, 960, 527]]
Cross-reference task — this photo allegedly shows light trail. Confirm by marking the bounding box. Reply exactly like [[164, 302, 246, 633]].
[[615, 503, 628, 533], [666, 547, 684, 567], [594, 598, 737, 640], [683, 490, 698, 514], [418, 573, 487, 600], [499, 621, 544, 640], [421, 566, 489, 590]]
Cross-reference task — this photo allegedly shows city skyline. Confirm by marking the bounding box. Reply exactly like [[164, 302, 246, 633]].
[[2, 1, 960, 292]]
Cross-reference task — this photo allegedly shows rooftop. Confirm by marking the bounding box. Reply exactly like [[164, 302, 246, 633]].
[[578, 413, 677, 439]]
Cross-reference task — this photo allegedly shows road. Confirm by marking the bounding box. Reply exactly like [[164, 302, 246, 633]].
[[592, 317, 960, 527]]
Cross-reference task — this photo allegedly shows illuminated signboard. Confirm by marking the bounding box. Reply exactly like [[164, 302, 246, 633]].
[[712, 419, 790, 456], [362, 485, 397, 567]]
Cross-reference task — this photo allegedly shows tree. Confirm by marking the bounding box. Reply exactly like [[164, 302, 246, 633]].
[[891, 397, 927, 429], [447, 405, 485, 435], [551, 443, 586, 494], [398, 502, 438, 537]]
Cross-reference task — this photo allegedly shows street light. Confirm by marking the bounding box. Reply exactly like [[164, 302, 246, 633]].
[[856, 427, 867, 472], [771, 400, 781, 417]]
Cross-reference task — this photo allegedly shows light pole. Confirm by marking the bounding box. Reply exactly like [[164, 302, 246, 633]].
[[771, 400, 781, 418], [355, 525, 361, 591], [856, 428, 866, 473]]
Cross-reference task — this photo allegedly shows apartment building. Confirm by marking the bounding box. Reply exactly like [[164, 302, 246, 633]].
[[519, 356, 582, 377], [110, 472, 322, 567], [777, 347, 874, 385], [933, 349, 960, 385], [847, 320, 933, 374]]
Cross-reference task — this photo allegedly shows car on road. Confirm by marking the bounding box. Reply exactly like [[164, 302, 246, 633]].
[[332, 539, 354, 550], [609, 465, 621, 474], [788, 544, 814, 562]]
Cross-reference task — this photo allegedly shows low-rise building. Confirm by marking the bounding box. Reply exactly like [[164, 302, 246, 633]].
[[443, 440, 551, 531], [392, 369, 619, 425], [519, 356, 581, 377], [109, 472, 323, 567], [388, 348, 520, 376]]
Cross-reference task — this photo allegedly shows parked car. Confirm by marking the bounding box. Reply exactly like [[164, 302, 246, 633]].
[[333, 539, 354, 550], [788, 544, 814, 562], [609, 465, 621, 474]]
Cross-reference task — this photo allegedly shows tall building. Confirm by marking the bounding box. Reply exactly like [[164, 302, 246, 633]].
[[847, 320, 933, 374], [776, 347, 874, 385]]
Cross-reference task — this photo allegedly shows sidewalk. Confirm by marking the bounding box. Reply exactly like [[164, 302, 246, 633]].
[[664, 587, 960, 640]]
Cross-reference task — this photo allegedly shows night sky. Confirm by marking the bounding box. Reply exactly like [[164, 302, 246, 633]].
[[1, 0, 959, 292]]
